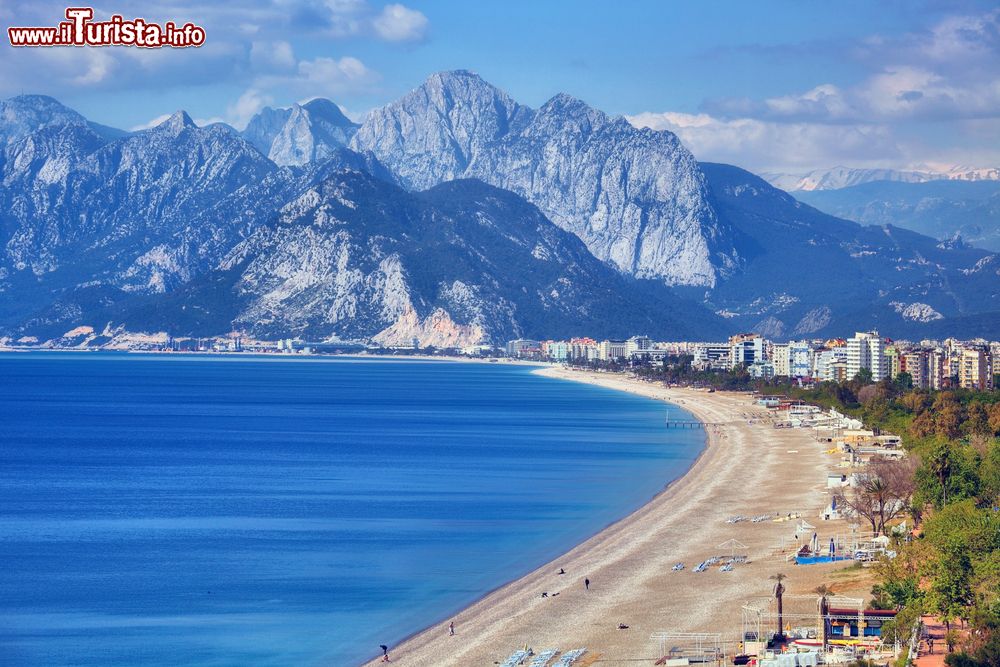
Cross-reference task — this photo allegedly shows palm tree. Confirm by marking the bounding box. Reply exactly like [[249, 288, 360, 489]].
[[770, 573, 787, 643], [814, 584, 835, 653]]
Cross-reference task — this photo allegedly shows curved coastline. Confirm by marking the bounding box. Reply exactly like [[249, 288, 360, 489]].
[[362, 365, 835, 666], [354, 364, 708, 665]]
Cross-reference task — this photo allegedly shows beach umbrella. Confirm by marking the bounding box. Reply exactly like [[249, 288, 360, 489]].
[[718, 538, 748, 560]]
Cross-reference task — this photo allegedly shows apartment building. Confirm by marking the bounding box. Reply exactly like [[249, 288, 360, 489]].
[[901, 349, 929, 389], [958, 347, 993, 390], [846, 331, 887, 381]]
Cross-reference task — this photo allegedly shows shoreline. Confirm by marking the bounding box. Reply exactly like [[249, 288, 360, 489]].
[[358, 366, 713, 664], [363, 365, 847, 666], [0, 347, 549, 368]]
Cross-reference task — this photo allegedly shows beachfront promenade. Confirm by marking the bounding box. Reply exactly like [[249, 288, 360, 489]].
[[364, 368, 854, 666]]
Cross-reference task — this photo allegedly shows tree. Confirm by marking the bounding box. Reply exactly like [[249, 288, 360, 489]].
[[771, 573, 787, 642], [911, 410, 937, 438], [928, 439, 955, 507], [871, 458, 917, 533], [965, 402, 990, 436], [853, 368, 874, 385], [815, 584, 835, 652], [987, 403, 1000, 436], [836, 458, 916, 535], [916, 440, 980, 509], [894, 372, 914, 391], [900, 391, 931, 415], [858, 384, 882, 405], [979, 440, 1000, 507], [914, 440, 979, 509], [932, 392, 965, 439], [929, 537, 974, 641]]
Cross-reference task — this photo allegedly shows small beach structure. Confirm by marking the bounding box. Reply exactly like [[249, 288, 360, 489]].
[[649, 632, 725, 665], [741, 594, 897, 661]]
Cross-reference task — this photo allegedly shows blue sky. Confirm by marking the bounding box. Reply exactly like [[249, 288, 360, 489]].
[[2, 0, 998, 172]]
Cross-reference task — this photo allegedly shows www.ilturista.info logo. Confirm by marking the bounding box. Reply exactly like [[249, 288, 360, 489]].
[[8, 7, 205, 48]]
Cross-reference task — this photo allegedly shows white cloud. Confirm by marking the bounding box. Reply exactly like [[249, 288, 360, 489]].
[[296, 55, 379, 90], [708, 10, 1000, 125], [250, 40, 296, 71], [664, 9, 1000, 172], [331, 103, 370, 123], [627, 111, 903, 173], [71, 50, 115, 85], [321, 0, 368, 37], [373, 3, 428, 42], [129, 114, 172, 131], [227, 88, 275, 129]]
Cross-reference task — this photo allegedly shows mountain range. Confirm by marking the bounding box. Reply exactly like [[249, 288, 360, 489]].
[[762, 165, 1000, 192], [1, 72, 998, 346], [793, 179, 1000, 253]]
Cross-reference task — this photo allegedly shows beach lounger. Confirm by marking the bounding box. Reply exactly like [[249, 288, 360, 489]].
[[552, 648, 586, 666], [528, 649, 557, 667], [500, 649, 530, 667]]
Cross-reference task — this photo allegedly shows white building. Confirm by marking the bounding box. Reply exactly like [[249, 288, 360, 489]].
[[814, 347, 849, 382], [729, 335, 764, 369], [789, 340, 816, 378], [506, 339, 540, 358], [846, 331, 887, 381], [626, 335, 653, 359], [771, 343, 790, 377], [543, 340, 569, 361], [748, 360, 775, 379], [599, 340, 628, 362], [693, 343, 731, 370]]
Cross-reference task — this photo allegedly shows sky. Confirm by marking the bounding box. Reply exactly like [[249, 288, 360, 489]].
[[1, 0, 998, 173]]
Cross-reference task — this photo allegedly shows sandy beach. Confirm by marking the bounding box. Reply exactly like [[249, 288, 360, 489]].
[[363, 366, 861, 666]]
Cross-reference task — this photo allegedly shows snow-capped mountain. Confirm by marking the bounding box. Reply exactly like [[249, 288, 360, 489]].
[[0, 94, 125, 149], [1, 107, 274, 286], [700, 163, 999, 339], [352, 70, 739, 287], [762, 165, 1000, 192], [1, 85, 998, 344], [242, 99, 359, 166], [0, 94, 728, 344], [794, 179, 1000, 252]]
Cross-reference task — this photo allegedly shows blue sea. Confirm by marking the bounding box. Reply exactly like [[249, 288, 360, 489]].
[[0, 353, 704, 666]]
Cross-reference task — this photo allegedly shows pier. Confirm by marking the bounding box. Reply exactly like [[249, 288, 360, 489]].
[[664, 418, 724, 429]]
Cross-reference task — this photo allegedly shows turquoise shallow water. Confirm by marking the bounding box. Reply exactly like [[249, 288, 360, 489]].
[[0, 353, 704, 666]]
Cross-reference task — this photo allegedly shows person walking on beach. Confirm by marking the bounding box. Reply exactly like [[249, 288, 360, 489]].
[[584, 577, 590, 590], [448, 621, 455, 636], [380, 644, 390, 662]]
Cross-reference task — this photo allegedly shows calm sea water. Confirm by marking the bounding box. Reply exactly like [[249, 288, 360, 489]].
[[0, 353, 703, 666]]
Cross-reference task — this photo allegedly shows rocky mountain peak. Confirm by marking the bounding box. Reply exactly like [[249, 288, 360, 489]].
[[301, 98, 355, 127], [242, 98, 359, 167], [350, 71, 530, 190], [156, 110, 196, 135], [241, 106, 292, 155], [352, 72, 738, 287], [1, 94, 88, 146]]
